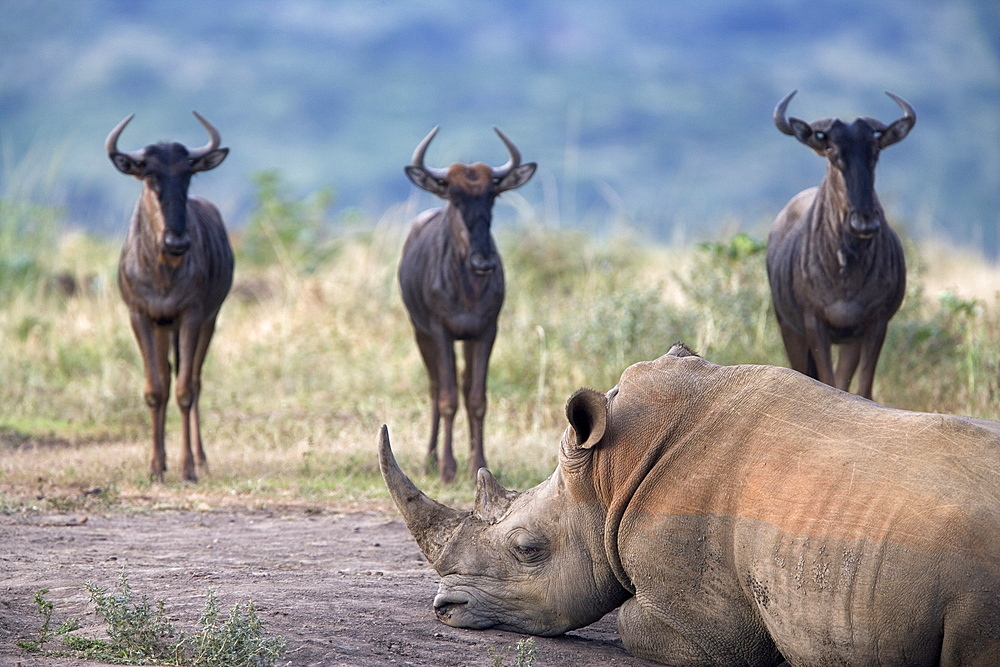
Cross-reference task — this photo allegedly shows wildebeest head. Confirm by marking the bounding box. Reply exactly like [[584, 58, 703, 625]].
[[405, 127, 536, 275], [106, 112, 229, 257], [774, 90, 915, 239]]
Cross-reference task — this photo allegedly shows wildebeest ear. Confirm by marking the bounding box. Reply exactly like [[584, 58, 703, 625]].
[[790, 118, 827, 154], [565, 388, 608, 451], [877, 115, 915, 149], [496, 162, 537, 193], [110, 152, 144, 177], [190, 147, 228, 173], [405, 165, 449, 197]]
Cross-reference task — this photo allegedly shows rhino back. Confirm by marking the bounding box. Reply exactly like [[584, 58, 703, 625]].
[[599, 354, 1000, 664]]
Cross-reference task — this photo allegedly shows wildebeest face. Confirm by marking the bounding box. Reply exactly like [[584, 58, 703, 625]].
[[447, 164, 500, 275], [774, 91, 915, 241], [404, 127, 536, 274], [107, 112, 229, 258], [813, 119, 883, 239]]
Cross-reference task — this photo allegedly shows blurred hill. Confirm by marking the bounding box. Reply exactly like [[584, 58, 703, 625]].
[[1, 1, 998, 255]]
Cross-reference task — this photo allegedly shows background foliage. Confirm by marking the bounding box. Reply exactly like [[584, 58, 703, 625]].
[[1, 173, 997, 510]]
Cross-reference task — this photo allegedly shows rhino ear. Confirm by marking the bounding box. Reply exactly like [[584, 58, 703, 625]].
[[565, 388, 608, 451], [474, 468, 519, 523]]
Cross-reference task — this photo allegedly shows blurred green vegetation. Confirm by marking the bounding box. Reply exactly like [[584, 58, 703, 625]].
[[239, 170, 338, 273], [0, 175, 998, 510]]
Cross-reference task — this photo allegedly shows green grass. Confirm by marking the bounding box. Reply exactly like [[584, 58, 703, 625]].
[[1, 186, 998, 513]]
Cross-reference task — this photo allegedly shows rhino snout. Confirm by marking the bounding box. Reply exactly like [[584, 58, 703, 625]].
[[433, 591, 469, 621], [434, 592, 469, 627], [433, 589, 496, 629]]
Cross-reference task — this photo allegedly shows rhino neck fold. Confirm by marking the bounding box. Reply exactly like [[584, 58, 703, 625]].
[[596, 435, 677, 596]]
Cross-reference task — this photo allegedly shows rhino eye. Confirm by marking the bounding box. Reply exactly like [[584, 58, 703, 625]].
[[511, 531, 549, 565], [513, 544, 547, 565]]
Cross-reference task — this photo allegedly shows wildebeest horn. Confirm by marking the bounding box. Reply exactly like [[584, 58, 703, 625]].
[[378, 425, 466, 566], [884, 91, 915, 124], [187, 111, 222, 160], [105, 114, 144, 160], [773, 89, 799, 136], [411, 126, 450, 182], [491, 126, 522, 180]]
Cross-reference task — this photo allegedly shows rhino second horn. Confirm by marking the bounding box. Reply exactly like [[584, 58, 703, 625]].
[[474, 468, 519, 523], [378, 425, 467, 567]]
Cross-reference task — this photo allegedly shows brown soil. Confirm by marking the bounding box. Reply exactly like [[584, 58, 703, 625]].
[[0, 508, 658, 666]]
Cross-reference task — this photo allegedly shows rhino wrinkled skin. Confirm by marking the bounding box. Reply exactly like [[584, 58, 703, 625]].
[[380, 345, 1000, 666]]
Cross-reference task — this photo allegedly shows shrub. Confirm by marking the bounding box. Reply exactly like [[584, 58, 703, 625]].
[[19, 570, 285, 667]]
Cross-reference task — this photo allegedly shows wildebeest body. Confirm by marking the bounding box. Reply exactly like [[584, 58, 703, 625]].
[[108, 113, 233, 482], [399, 127, 535, 482], [399, 208, 505, 342], [767, 185, 906, 346], [767, 91, 914, 399]]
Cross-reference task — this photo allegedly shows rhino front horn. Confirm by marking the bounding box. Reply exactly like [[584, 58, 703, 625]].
[[378, 425, 467, 567]]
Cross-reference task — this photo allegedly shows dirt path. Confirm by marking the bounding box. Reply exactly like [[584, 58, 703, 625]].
[[1, 509, 657, 666]]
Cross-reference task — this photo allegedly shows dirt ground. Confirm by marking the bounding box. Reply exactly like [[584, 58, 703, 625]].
[[0, 508, 659, 666]]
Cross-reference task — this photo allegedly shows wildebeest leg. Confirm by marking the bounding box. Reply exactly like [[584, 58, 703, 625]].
[[174, 316, 205, 482], [835, 341, 863, 394], [434, 335, 459, 483], [130, 313, 171, 481], [776, 316, 811, 377], [854, 321, 889, 400], [186, 316, 219, 475], [415, 332, 442, 475], [462, 325, 497, 477], [803, 313, 836, 387]]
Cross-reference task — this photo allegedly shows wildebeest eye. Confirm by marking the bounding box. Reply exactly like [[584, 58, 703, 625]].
[[815, 131, 826, 141], [872, 130, 884, 139]]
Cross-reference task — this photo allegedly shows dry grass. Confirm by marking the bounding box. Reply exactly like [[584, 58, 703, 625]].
[[2, 217, 999, 514]]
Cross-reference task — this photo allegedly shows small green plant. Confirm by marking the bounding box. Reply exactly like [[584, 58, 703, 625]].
[[84, 568, 177, 663], [677, 232, 778, 364], [182, 590, 286, 667], [0, 198, 62, 298], [19, 570, 285, 666], [487, 637, 537, 667], [16, 588, 80, 653], [239, 169, 337, 273]]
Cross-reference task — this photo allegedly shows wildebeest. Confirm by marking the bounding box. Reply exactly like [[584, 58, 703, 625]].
[[766, 90, 914, 399], [380, 345, 1000, 665], [399, 126, 536, 482], [106, 111, 234, 482]]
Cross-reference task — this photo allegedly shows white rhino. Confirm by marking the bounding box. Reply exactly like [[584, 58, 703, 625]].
[[379, 345, 1000, 666]]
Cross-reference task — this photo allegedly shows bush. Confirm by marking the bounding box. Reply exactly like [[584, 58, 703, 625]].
[[239, 170, 338, 273]]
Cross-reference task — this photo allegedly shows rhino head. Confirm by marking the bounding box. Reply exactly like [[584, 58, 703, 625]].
[[378, 386, 632, 636]]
